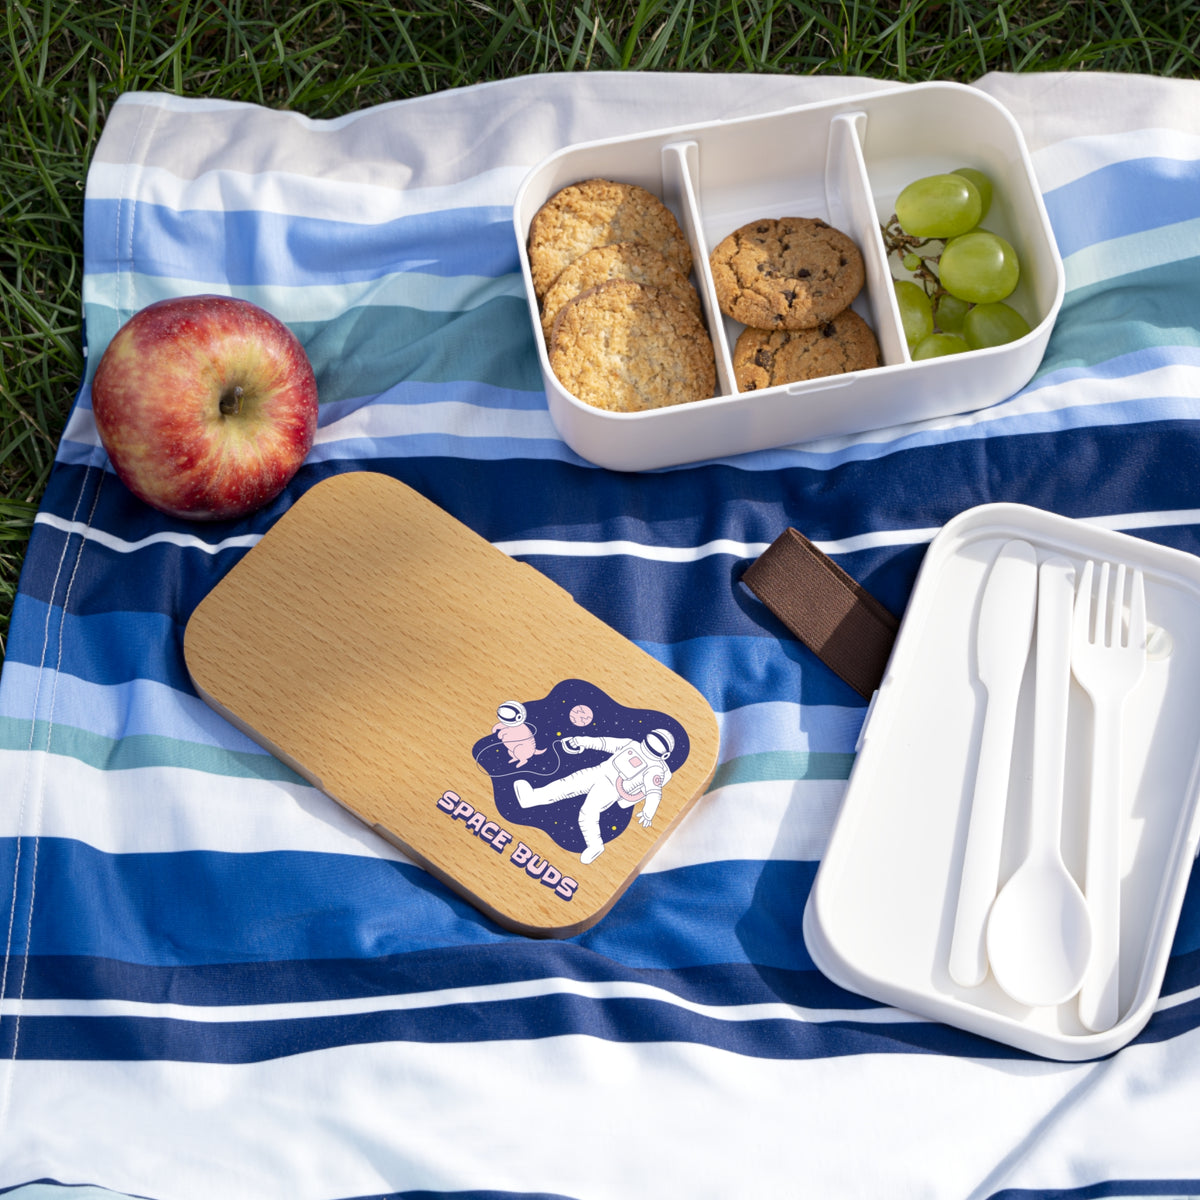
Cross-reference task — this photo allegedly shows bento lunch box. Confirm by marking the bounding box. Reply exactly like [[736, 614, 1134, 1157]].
[[513, 82, 1065, 472]]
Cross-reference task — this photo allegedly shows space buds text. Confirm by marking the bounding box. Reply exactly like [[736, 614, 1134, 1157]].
[[436, 791, 579, 901]]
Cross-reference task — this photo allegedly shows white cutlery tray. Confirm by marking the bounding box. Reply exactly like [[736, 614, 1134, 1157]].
[[803, 503, 1200, 1060], [513, 82, 1065, 471]]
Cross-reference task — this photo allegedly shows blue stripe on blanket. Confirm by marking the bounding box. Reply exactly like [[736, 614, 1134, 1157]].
[[83, 201, 520, 284], [0, 841, 814, 971], [81, 156, 1200, 295], [4, 603, 192, 691], [0, 598, 865, 713], [1041, 155, 1200, 258], [6, 835, 1196, 993], [317, 380, 553, 417]]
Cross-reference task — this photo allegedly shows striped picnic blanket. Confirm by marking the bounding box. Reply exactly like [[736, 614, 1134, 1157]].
[[3, 70, 1200, 1199]]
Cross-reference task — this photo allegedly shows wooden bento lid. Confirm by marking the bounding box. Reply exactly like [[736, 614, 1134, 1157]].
[[184, 471, 719, 936]]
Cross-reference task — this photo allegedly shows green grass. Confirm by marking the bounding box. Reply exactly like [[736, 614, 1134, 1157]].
[[2, 0, 1199, 664]]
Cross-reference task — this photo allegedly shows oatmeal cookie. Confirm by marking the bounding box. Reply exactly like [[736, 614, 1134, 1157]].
[[709, 217, 865, 330], [540, 241, 701, 341], [732, 309, 880, 391], [528, 179, 693, 299], [548, 279, 715, 413]]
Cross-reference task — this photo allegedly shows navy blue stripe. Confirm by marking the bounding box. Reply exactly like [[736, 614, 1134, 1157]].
[[15, 949, 865, 1010], [5, 843, 1196, 1054], [16, 431, 1200, 698], [0, 1186, 155, 1200], [0, 1187, 572, 1200], [83, 200, 519, 285], [333, 1193, 577, 1200], [14, 502, 791, 642], [1125, 992, 1200, 1049], [33, 455, 316, 554], [361, 1192, 578, 1200], [38, 424, 1200, 568], [1042, 155, 1200, 259], [0, 993, 1027, 1064], [990, 1180, 1200, 1200], [356, 1192, 578, 1200], [1163, 943, 1200, 993], [363, 1193, 577, 1200], [5, 983, 1195, 1068], [24, 423, 1200, 627], [643, 632, 869, 711]]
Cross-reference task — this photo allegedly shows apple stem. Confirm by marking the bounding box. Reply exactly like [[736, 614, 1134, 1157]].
[[220, 385, 244, 417]]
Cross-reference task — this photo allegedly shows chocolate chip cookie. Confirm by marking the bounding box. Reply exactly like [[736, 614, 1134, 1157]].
[[528, 179, 693, 300], [540, 241, 701, 342], [710, 217, 865, 330], [548, 279, 715, 413], [732, 309, 880, 391]]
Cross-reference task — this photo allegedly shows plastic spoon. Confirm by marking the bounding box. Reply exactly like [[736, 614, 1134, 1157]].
[[948, 539, 1039, 988], [986, 556, 1093, 1007]]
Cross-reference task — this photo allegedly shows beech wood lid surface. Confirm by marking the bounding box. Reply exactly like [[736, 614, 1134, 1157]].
[[184, 471, 719, 936]]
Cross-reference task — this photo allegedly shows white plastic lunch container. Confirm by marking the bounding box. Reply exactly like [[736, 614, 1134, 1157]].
[[803, 504, 1200, 1061], [513, 82, 1065, 471]]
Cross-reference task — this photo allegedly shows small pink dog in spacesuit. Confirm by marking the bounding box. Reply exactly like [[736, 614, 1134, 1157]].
[[492, 720, 546, 768]]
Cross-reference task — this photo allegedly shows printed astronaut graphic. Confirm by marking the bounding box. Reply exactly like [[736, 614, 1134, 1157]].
[[472, 679, 689, 865]]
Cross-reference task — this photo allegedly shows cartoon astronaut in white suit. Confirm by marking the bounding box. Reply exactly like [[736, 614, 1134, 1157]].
[[512, 728, 675, 865]]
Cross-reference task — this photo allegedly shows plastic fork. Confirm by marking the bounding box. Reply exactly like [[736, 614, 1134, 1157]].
[[1071, 560, 1147, 1032]]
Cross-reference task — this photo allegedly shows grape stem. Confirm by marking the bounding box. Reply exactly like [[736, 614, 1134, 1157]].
[[881, 215, 945, 299]]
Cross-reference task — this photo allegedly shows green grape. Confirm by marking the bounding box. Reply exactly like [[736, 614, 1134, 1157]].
[[963, 301, 1032, 349], [894, 173, 982, 239], [894, 280, 933, 348], [938, 230, 1020, 304], [912, 332, 970, 359], [902, 253, 923, 271], [934, 293, 970, 334], [952, 168, 993, 220]]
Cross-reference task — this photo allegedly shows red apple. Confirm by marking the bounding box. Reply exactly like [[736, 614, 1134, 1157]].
[[91, 294, 319, 521]]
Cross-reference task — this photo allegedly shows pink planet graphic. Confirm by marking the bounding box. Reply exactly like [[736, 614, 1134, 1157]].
[[569, 704, 593, 726]]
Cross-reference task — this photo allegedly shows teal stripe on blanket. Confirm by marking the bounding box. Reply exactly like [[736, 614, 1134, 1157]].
[[81, 269, 528, 327], [707, 751, 856, 789], [0, 716, 299, 782], [0, 660, 864, 761], [0, 716, 851, 789], [81, 296, 544, 404], [1042, 255, 1200, 376], [77, 259, 1200, 432], [291, 301, 542, 399]]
